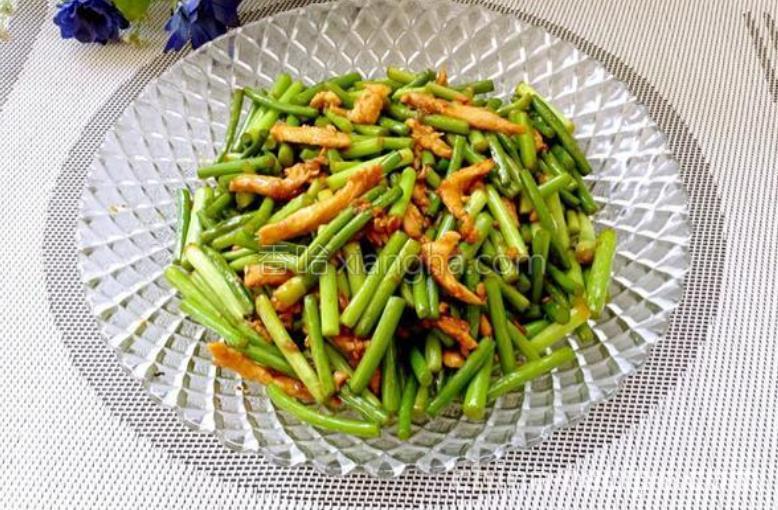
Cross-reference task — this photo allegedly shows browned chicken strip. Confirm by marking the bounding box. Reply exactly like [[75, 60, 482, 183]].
[[270, 123, 351, 148], [331, 330, 368, 365], [411, 180, 430, 210], [229, 157, 323, 200], [258, 165, 383, 245], [244, 264, 293, 288], [435, 67, 448, 86], [420, 231, 485, 305], [347, 84, 391, 125], [442, 350, 465, 368], [310, 90, 349, 117], [438, 159, 494, 239], [400, 92, 525, 135], [424, 315, 479, 353], [366, 210, 402, 247], [479, 315, 493, 338], [208, 342, 313, 402], [406, 118, 452, 158], [310, 90, 341, 109], [402, 202, 425, 239]]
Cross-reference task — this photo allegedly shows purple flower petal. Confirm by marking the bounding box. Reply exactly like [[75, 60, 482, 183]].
[[165, 0, 241, 52], [53, 0, 128, 45]]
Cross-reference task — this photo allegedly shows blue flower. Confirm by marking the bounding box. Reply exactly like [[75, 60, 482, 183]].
[[165, 0, 241, 52], [53, 0, 129, 45]]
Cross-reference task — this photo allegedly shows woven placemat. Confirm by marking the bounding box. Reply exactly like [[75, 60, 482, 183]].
[[43, 0, 724, 506], [0, 0, 48, 111]]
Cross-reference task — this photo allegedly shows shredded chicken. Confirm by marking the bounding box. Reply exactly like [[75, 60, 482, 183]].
[[406, 118, 452, 158], [332, 330, 368, 364], [208, 342, 312, 401], [338, 292, 349, 311], [365, 210, 401, 246], [438, 159, 495, 239], [347, 83, 391, 125], [436, 67, 448, 86], [353, 197, 376, 213], [365, 229, 391, 247], [479, 315, 493, 338], [310, 90, 341, 110], [402, 203, 425, 239], [309, 91, 349, 117], [421, 231, 485, 305], [411, 152, 426, 172], [333, 370, 349, 389], [442, 350, 465, 368], [428, 315, 479, 352], [400, 92, 525, 135], [411, 180, 430, 211], [258, 165, 383, 245], [374, 210, 402, 233], [369, 368, 382, 395], [534, 129, 547, 151], [270, 123, 351, 148], [229, 157, 323, 199], [244, 264, 293, 288]]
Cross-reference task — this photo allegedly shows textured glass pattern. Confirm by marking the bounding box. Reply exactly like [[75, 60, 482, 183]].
[[76, 0, 689, 477]]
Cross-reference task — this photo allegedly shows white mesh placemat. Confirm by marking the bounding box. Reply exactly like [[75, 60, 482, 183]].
[[40, 0, 725, 506], [0, 0, 47, 111]]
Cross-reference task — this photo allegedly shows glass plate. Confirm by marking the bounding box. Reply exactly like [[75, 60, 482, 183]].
[[76, 0, 689, 477]]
